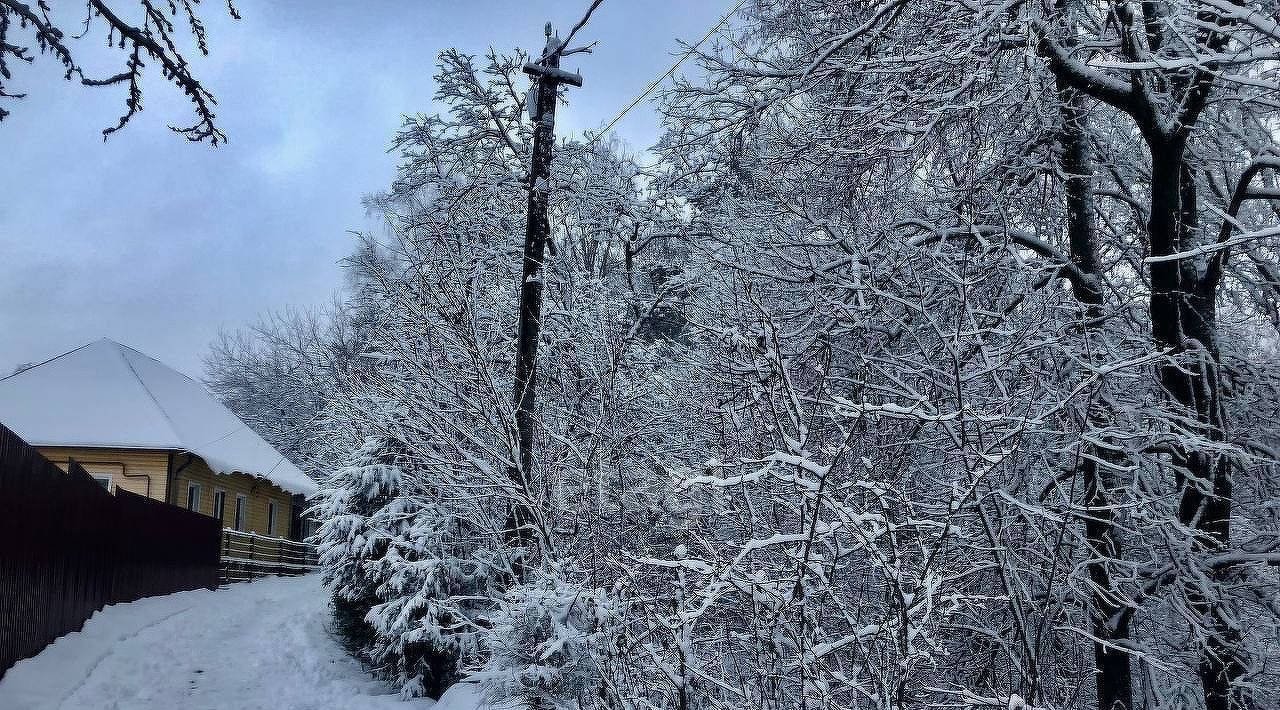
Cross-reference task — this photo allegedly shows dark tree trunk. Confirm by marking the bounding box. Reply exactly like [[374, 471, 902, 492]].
[[1058, 85, 1134, 710], [1041, 1, 1248, 704], [1147, 142, 1244, 710]]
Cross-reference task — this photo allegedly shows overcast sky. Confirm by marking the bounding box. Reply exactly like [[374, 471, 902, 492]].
[[0, 0, 726, 378]]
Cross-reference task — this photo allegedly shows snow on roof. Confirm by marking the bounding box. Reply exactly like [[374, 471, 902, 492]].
[[0, 338, 318, 497]]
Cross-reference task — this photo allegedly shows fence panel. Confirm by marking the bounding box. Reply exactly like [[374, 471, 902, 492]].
[[219, 529, 318, 584], [0, 424, 221, 679], [111, 490, 222, 603]]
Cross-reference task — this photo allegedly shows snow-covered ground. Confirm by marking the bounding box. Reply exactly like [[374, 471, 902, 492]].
[[0, 574, 482, 710]]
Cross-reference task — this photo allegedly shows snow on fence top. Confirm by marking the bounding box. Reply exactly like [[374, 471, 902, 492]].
[[0, 338, 318, 496]]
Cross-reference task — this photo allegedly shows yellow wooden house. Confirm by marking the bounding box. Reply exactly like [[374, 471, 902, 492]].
[[0, 339, 317, 539]]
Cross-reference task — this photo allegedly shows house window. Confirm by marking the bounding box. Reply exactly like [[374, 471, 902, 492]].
[[91, 474, 112, 492], [213, 490, 226, 523], [186, 482, 201, 512], [267, 501, 277, 536], [234, 495, 247, 531]]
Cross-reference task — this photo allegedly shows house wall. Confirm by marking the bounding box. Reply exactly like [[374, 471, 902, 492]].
[[37, 447, 296, 540], [37, 447, 170, 502], [174, 457, 294, 538]]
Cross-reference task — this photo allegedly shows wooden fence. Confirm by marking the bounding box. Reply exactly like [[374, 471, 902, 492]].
[[220, 529, 319, 584], [0, 423, 222, 679]]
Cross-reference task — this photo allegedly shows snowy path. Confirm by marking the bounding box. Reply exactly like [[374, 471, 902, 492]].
[[0, 574, 479, 710]]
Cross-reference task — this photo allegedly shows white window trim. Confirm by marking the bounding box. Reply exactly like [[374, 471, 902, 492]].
[[234, 494, 248, 531], [212, 489, 227, 522], [91, 473, 113, 493], [267, 501, 277, 536], [186, 482, 201, 512]]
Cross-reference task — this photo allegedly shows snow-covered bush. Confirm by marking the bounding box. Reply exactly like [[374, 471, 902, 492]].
[[476, 578, 616, 709]]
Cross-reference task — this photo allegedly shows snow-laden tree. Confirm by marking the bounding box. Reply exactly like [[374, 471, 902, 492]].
[[204, 304, 368, 482], [311, 429, 489, 698], [301, 46, 705, 704], [645, 1, 1280, 708], [310, 434, 404, 668], [477, 577, 617, 709]]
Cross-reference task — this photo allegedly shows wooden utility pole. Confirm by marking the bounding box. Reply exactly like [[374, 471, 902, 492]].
[[506, 23, 583, 569]]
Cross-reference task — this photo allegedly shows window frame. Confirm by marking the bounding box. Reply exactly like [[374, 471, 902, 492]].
[[266, 500, 277, 536], [90, 473, 113, 493], [212, 489, 227, 524], [234, 494, 247, 531], [186, 482, 201, 512]]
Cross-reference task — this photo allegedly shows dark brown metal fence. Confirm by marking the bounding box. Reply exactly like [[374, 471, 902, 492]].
[[0, 423, 222, 679]]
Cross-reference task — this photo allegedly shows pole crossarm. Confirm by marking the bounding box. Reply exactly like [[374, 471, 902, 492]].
[[522, 62, 583, 87]]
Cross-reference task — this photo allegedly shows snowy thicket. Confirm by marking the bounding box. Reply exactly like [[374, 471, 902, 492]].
[[207, 3, 1280, 709]]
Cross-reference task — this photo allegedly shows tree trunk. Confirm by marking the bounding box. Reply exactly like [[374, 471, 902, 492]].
[[1058, 84, 1134, 710], [1147, 143, 1244, 710]]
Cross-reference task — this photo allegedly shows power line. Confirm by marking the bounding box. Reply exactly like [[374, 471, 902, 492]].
[[590, 0, 749, 144]]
